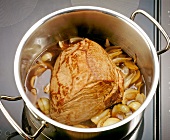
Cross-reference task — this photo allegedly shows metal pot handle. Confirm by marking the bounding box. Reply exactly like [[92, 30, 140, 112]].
[[130, 9, 170, 55], [0, 95, 47, 140]]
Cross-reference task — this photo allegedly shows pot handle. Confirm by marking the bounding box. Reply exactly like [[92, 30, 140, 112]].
[[130, 9, 170, 55], [0, 95, 47, 140]]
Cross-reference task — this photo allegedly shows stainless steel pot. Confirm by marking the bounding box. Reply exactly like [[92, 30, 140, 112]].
[[0, 6, 170, 140]]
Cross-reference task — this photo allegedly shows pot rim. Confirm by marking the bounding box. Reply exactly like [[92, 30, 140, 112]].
[[14, 6, 159, 133]]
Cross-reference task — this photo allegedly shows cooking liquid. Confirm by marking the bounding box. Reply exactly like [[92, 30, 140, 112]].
[[25, 43, 62, 106]]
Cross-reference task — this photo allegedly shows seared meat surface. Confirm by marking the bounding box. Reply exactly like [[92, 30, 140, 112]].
[[50, 38, 124, 125]]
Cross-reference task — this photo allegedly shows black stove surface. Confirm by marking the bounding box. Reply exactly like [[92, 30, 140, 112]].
[[0, 0, 164, 139], [159, 0, 170, 140]]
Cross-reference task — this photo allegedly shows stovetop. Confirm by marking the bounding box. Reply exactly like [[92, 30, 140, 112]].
[[159, 0, 170, 140], [0, 0, 169, 139]]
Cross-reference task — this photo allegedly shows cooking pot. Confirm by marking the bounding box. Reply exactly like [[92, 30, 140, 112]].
[[0, 6, 170, 140]]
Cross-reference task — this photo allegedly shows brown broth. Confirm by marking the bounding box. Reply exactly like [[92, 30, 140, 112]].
[[25, 43, 62, 102]]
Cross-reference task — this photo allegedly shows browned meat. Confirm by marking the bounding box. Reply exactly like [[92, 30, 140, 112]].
[[50, 38, 124, 125]]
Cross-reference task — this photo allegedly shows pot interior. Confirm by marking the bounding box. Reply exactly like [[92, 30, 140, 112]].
[[16, 7, 157, 127]]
